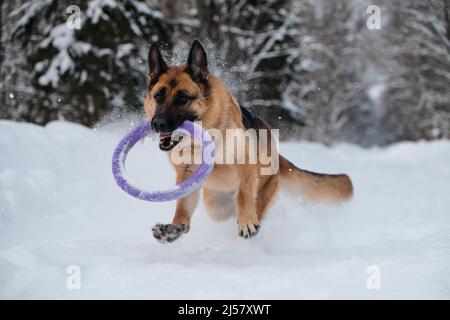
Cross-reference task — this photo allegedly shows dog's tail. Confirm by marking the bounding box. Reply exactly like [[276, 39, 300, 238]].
[[279, 155, 353, 202]]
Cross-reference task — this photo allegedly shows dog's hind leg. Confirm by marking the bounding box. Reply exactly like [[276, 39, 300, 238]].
[[256, 174, 279, 221], [204, 188, 236, 221]]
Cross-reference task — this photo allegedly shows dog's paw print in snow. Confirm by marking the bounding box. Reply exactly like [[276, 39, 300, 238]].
[[152, 223, 190, 243]]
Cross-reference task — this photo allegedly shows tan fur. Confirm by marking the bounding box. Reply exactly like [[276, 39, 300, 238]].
[[203, 188, 236, 221], [145, 43, 353, 241], [279, 156, 353, 202]]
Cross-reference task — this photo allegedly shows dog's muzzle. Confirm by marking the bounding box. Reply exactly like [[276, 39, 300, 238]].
[[151, 115, 183, 151]]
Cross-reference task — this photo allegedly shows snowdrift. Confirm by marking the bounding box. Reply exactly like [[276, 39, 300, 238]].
[[0, 120, 449, 299]]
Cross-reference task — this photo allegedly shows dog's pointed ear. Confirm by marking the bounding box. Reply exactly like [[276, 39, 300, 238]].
[[148, 43, 167, 81], [186, 40, 208, 81]]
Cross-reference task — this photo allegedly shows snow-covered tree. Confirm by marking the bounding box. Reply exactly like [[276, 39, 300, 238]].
[[1, 0, 449, 146], [3, 0, 177, 125], [380, 0, 450, 143]]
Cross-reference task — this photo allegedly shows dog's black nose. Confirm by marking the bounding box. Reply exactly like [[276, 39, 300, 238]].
[[151, 115, 171, 133]]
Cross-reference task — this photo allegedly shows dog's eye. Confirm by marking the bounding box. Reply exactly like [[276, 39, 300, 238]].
[[154, 88, 166, 104], [176, 91, 191, 105]]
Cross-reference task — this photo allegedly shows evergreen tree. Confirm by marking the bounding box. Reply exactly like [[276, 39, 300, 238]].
[[3, 0, 174, 125], [1, 0, 449, 146]]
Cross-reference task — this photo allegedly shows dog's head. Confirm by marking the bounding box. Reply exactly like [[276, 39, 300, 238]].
[[144, 40, 210, 151]]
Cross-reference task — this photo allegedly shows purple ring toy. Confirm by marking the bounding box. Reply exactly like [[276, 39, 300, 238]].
[[112, 121, 215, 202]]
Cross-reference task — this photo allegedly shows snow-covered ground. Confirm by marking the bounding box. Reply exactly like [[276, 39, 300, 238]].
[[0, 119, 449, 299]]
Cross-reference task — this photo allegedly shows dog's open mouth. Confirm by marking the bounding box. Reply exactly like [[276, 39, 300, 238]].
[[159, 132, 183, 151]]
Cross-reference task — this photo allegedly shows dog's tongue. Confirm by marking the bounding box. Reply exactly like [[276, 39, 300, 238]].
[[158, 131, 183, 151], [159, 132, 172, 140]]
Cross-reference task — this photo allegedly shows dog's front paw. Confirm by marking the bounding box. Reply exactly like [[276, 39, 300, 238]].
[[152, 223, 190, 243], [238, 223, 260, 239]]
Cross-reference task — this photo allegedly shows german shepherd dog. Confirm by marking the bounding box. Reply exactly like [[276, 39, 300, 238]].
[[144, 41, 353, 243]]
